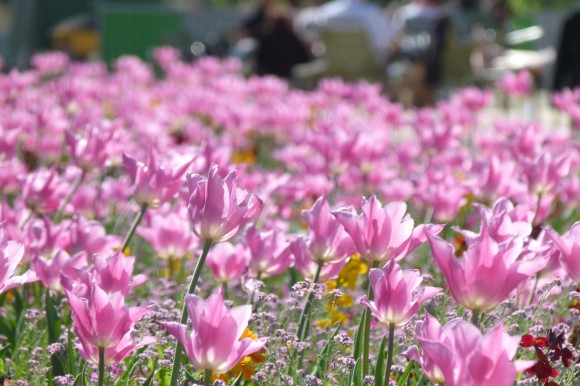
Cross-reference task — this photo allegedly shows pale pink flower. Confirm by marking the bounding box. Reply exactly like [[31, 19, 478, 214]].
[[406, 314, 534, 386], [0, 235, 37, 294], [188, 164, 263, 243], [123, 148, 192, 208], [427, 232, 547, 311], [66, 284, 154, 364], [206, 242, 248, 282], [333, 196, 441, 263], [301, 196, 354, 264], [137, 206, 196, 260], [32, 249, 86, 292], [76, 252, 147, 297], [22, 168, 67, 214], [546, 221, 580, 282], [499, 70, 533, 97], [361, 259, 440, 326], [65, 122, 116, 171], [245, 226, 293, 279], [160, 287, 267, 373], [291, 237, 346, 282]]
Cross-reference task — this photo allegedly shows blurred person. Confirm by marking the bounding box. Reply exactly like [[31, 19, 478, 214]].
[[314, 0, 396, 66], [240, 0, 275, 39], [553, 7, 580, 91], [392, 0, 444, 32], [256, 6, 312, 78]]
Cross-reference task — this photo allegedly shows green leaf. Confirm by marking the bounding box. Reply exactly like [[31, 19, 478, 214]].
[[156, 367, 171, 386], [231, 372, 244, 386], [313, 322, 342, 378], [374, 335, 387, 386], [73, 361, 88, 386], [396, 361, 413, 386], [46, 289, 65, 377], [353, 308, 367, 361], [348, 358, 362, 386], [142, 368, 157, 386]]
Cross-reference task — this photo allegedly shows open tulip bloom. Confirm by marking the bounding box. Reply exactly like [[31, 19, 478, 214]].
[[333, 196, 442, 263], [161, 287, 267, 374], [427, 231, 547, 311], [405, 313, 534, 386], [188, 164, 263, 243], [65, 284, 155, 367], [361, 259, 441, 327]]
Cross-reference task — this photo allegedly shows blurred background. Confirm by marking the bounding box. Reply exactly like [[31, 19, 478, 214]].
[[0, 0, 578, 104]]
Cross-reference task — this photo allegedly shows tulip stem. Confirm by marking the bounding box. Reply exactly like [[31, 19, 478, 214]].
[[362, 261, 380, 376], [384, 323, 395, 386], [54, 169, 86, 224], [169, 239, 213, 386], [120, 203, 148, 252], [98, 346, 105, 386], [471, 309, 480, 327], [204, 369, 212, 386], [296, 260, 324, 342]]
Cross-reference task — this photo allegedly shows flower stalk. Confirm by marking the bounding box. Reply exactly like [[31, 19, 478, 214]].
[[98, 346, 105, 386], [384, 323, 396, 385], [169, 239, 213, 386], [120, 203, 148, 252]]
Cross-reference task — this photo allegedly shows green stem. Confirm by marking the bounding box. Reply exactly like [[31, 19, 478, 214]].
[[528, 273, 540, 306], [362, 261, 379, 376], [204, 369, 212, 386], [296, 260, 324, 342], [471, 309, 480, 327], [120, 203, 148, 252], [384, 323, 396, 386], [54, 170, 86, 224], [98, 346, 105, 386], [169, 239, 213, 386], [45, 289, 64, 379], [222, 281, 228, 300], [289, 260, 324, 377]]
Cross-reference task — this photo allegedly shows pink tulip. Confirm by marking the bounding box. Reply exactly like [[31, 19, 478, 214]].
[[76, 252, 147, 297], [123, 148, 192, 208], [66, 284, 154, 364], [546, 222, 580, 282], [427, 232, 547, 311], [520, 151, 572, 196], [160, 287, 267, 373], [61, 215, 121, 257], [65, 122, 116, 172], [361, 259, 440, 326], [245, 226, 293, 279], [66, 283, 153, 349], [32, 249, 86, 292], [137, 206, 197, 260], [302, 197, 355, 264], [188, 164, 263, 243], [291, 237, 346, 282], [406, 314, 534, 386], [0, 234, 37, 294], [456, 199, 533, 246], [333, 196, 441, 263], [22, 168, 67, 214], [206, 242, 248, 282], [499, 70, 533, 97]]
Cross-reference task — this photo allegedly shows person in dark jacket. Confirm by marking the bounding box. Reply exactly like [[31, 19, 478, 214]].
[[256, 7, 312, 78], [553, 8, 580, 91]]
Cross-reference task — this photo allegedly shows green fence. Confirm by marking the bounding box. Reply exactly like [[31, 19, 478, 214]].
[[99, 2, 181, 64]]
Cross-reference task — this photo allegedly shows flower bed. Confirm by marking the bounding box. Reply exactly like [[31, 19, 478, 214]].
[[0, 49, 580, 385]]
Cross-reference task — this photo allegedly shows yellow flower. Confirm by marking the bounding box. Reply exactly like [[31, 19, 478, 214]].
[[232, 149, 257, 165], [213, 328, 265, 383]]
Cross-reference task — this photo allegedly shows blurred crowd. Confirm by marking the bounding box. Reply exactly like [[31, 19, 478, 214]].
[[232, 0, 579, 104]]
